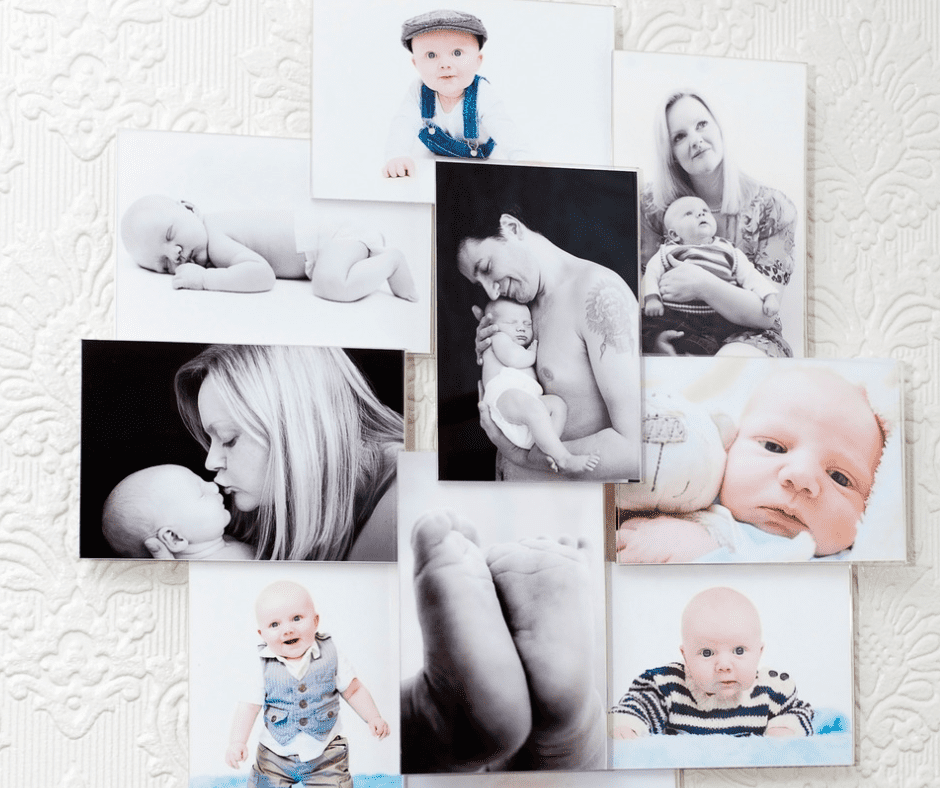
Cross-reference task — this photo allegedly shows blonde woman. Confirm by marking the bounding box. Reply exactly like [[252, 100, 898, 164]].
[[172, 344, 402, 561], [641, 90, 797, 357]]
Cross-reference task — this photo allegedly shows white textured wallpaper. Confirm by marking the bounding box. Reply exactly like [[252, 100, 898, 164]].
[[0, 1, 937, 786]]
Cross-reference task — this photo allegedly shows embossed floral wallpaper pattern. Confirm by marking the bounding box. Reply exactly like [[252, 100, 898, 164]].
[[0, 1, 937, 786]]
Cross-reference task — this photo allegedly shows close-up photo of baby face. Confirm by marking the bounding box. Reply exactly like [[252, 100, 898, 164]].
[[719, 368, 884, 556], [410, 28, 483, 99], [491, 299, 534, 346]]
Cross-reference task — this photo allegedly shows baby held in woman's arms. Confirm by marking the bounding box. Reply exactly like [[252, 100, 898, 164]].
[[481, 298, 599, 473], [642, 196, 780, 356], [610, 587, 814, 737], [102, 464, 253, 560], [617, 367, 886, 562], [121, 195, 418, 301]]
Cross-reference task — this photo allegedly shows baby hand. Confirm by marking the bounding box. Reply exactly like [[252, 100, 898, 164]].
[[369, 716, 390, 739], [383, 156, 416, 178], [762, 292, 780, 317], [172, 263, 206, 290], [644, 296, 664, 317], [225, 743, 248, 769], [652, 329, 684, 355], [529, 338, 538, 354], [765, 725, 798, 737], [616, 516, 720, 563]]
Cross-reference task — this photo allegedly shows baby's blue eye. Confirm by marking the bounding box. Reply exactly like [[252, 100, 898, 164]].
[[293, 615, 302, 621], [734, 646, 745, 655], [427, 52, 436, 59], [829, 470, 851, 487], [760, 440, 786, 454], [270, 622, 278, 629], [453, 49, 462, 56], [701, 648, 713, 658]]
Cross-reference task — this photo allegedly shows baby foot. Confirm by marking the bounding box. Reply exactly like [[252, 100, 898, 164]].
[[386, 248, 419, 302], [402, 510, 531, 773], [486, 536, 605, 770], [551, 452, 601, 474]]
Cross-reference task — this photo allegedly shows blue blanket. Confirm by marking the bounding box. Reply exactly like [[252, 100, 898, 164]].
[[610, 709, 853, 769]]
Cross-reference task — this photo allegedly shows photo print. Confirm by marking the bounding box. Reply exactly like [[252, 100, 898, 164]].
[[397, 452, 607, 773], [80, 340, 404, 562], [189, 561, 400, 788], [436, 161, 642, 483], [613, 51, 807, 358], [116, 129, 432, 352], [406, 769, 678, 788], [608, 563, 854, 769], [311, 0, 614, 204], [614, 356, 906, 564]]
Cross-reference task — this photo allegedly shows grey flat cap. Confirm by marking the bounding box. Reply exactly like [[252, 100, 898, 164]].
[[401, 9, 487, 50]]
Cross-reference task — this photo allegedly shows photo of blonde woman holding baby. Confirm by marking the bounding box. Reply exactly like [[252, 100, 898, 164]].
[[81, 341, 404, 563], [614, 52, 806, 358]]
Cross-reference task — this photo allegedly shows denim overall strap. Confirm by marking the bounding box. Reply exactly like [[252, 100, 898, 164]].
[[418, 76, 495, 158]]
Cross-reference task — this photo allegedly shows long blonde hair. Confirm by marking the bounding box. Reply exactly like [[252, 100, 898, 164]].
[[175, 345, 402, 561], [651, 90, 754, 216]]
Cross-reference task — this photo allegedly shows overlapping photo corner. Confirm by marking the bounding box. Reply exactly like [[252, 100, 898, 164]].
[[116, 130, 432, 353]]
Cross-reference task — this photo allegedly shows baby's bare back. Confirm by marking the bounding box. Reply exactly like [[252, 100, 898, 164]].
[[204, 209, 306, 278]]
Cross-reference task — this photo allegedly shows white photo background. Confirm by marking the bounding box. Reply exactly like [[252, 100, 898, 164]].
[[608, 563, 855, 768], [189, 561, 400, 781], [116, 129, 432, 352], [613, 51, 807, 356], [311, 0, 614, 204], [396, 452, 607, 764], [616, 356, 906, 562]]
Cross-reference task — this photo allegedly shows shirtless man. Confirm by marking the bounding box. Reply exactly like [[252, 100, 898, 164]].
[[458, 212, 641, 482]]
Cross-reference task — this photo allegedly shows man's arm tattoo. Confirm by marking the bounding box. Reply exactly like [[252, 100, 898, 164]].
[[585, 282, 637, 359]]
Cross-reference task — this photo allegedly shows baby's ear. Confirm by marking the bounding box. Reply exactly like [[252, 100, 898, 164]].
[[665, 228, 682, 243], [179, 199, 201, 218], [156, 527, 188, 553]]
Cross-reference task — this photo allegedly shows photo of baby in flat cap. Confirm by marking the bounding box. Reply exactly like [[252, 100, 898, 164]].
[[311, 0, 615, 203], [383, 9, 525, 178]]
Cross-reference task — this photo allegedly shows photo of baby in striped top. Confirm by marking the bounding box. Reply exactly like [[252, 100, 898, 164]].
[[609, 586, 813, 738]]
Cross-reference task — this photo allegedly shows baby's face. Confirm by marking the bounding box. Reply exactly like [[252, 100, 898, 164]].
[[719, 369, 883, 556], [123, 196, 209, 274], [151, 465, 231, 548], [256, 585, 320, 661], [681, 596, 763, 702], [491, 300, 533, 347], [411, 29, 482, 100], [664, 196, 716, 244]]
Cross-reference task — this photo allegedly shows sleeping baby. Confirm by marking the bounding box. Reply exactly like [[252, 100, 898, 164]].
[[616, 366, 887, 562]]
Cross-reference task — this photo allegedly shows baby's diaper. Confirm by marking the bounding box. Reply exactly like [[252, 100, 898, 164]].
[[483, 367, 544, 449], [302, 220, 386, 279]]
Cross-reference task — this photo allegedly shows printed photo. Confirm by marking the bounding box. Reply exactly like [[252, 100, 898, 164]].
[[311, 0, 614, 203], [189, 561, 400, 787], [436, 162, 642, 482], [613, 52, 807, 357], [608, 563, 854, 769], [397, 452, 606, 773], [80, 340, 404, 562], [116, 129, 431, 352], [614, 357, 906, 564], [406, 769, 678, 788]]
